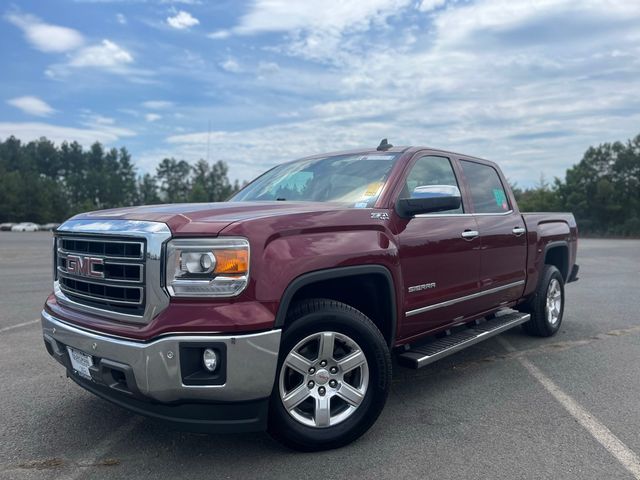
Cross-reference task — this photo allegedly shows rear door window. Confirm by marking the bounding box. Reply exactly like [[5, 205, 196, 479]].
[[460, 160, 510, 214]]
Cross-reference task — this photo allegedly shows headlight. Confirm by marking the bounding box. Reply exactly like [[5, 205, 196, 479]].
[[165, 238, 249, 297]]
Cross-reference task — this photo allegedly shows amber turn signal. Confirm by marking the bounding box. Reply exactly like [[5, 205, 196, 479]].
[[213, 249, 249, 274]]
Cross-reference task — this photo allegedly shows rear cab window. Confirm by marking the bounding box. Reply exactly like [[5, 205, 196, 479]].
[[459, 160, 511, 214]]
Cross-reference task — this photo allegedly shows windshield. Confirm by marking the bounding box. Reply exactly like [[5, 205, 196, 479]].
[[230, 153, 400, 207]]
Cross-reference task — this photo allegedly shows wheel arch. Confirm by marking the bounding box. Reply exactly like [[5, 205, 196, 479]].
[[274, 265, 397, 347], [544, 241, 569, 282]]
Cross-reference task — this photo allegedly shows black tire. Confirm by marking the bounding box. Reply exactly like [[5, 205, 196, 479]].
[[267, 298, 392, 451], [521, 265, 565, 337]]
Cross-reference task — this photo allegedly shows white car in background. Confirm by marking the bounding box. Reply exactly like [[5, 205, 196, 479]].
[[39, 223, 61, 231], [11, 222, 40, 232]]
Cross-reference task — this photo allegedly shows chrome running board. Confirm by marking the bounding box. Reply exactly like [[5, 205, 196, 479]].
[[398, 311, 531, 369]]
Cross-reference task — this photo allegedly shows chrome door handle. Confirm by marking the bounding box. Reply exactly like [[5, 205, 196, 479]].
[[461, 230, 479, 240], [512, 226, 526, 236]]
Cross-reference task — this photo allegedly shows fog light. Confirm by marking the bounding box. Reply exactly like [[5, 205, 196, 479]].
[[202, 348, 218, 372]]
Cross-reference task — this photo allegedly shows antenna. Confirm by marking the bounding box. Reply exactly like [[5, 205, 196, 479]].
[[377, 138, 393, 151]]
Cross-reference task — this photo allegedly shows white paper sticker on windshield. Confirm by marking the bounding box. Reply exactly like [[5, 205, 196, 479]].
[[358, 155, 396, 161]]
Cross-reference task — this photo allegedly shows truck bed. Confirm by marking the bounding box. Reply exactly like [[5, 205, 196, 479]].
[[521, 212, 578, 295]]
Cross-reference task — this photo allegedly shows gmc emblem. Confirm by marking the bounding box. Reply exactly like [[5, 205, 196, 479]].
[[66, 255, 105, 279]]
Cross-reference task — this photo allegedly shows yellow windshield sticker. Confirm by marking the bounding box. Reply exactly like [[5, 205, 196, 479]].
[[363, 182, 383, 198]]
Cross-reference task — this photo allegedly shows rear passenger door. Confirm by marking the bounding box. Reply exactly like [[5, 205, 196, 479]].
[[458, 160, 527, 311]]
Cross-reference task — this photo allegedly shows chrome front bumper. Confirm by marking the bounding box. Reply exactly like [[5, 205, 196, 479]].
[[41, 310, 281, 403]]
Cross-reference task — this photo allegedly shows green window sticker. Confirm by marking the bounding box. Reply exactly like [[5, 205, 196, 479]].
[[493, 188, 507, 209]]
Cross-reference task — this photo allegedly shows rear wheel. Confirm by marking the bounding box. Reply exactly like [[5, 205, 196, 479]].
[[268, 299, 391, 451], [522, 265, 565, 337]]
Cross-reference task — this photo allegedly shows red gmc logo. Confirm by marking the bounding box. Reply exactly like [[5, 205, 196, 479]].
[[66, 255, 105, 279]]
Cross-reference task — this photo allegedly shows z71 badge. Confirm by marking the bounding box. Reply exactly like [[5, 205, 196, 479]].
[[370, 212, 389, 220]]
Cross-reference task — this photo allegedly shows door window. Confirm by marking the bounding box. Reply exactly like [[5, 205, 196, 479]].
[[460, 160, 510, 213], [403, 156, 463, 214]]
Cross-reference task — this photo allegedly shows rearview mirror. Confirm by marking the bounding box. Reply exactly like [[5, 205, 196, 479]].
[[397, 185, 461, 218]]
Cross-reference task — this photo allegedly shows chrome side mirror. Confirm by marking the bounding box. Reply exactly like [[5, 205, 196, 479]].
[[397, 185, 461, 217]]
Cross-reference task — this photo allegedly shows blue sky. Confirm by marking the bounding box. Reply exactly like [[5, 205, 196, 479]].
[[2, 0, 640, 187]]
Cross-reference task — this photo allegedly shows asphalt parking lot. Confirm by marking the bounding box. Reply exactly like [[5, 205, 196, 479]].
[[1, 232, 639, 479]]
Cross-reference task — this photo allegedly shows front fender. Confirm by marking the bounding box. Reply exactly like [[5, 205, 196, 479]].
[[258, 229, 398, 298]]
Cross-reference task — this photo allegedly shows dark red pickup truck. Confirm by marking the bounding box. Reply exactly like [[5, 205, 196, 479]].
[[42, 142, 578, 450]]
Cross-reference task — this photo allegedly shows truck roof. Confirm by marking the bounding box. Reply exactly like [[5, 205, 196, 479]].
[[299, 145, 499, 169]]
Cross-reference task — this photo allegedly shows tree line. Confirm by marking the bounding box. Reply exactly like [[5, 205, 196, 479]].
[[512, 133, 640, 236], [0, 136, 241, 223], [0, 133, 638, 236]]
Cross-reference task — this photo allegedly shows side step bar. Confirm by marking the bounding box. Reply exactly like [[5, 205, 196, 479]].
[[398, 311, 531, 369]]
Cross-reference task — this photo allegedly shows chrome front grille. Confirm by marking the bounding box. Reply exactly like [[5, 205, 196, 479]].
[[56, 236, 146, 314], [59, 237, 144, 259], [59, 276, 143, 305], [53, 219, 172, 325]]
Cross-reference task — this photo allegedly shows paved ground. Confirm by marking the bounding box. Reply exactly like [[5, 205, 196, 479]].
[[1, 232, 639, 479]]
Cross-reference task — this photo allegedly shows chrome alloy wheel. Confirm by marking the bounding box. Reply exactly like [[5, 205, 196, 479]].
[[545, 278, 562, 326], [278, 331, 369, 428]]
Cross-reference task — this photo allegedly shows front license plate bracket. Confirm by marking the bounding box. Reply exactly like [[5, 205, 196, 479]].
[[67, 346, 94, 380]]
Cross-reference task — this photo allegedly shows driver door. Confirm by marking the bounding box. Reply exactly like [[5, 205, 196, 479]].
[[394, 154, 481, 341]]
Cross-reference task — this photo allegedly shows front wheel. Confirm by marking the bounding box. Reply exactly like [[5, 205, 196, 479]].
[[268, 299, 391, 451]]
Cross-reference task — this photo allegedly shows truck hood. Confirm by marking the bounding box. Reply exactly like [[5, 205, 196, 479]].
[[72, 201, 350, 235]]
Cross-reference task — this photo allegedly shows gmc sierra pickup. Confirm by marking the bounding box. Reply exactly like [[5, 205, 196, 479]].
[[42, 141, 578, 451]]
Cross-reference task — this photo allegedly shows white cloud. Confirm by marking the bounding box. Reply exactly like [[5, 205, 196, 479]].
[[212, 0, 411, 65], [69, 40, 134, 68], [257, 61, 280, 74], [229, 0, 410, 35], [310, 98, 403, 121], [93, 115, 115, 125], [145, 113, 162, 122], [0, 122, 135, 146], [167, 10, 199, 29], [118, 108, 140, 117], [160, 0, 202, 4], [4, 11, 139, 78], [220, 58, 241, 73], [116, 13, 127, 25], [5, 12, 84, 53], [142, 100, 174, 109], [431, 0, 640, 48], [208, 29, 230, 39], [7, 96, 55, 117], [80, 112, 116, 126], [417, 0, 447, 12]]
